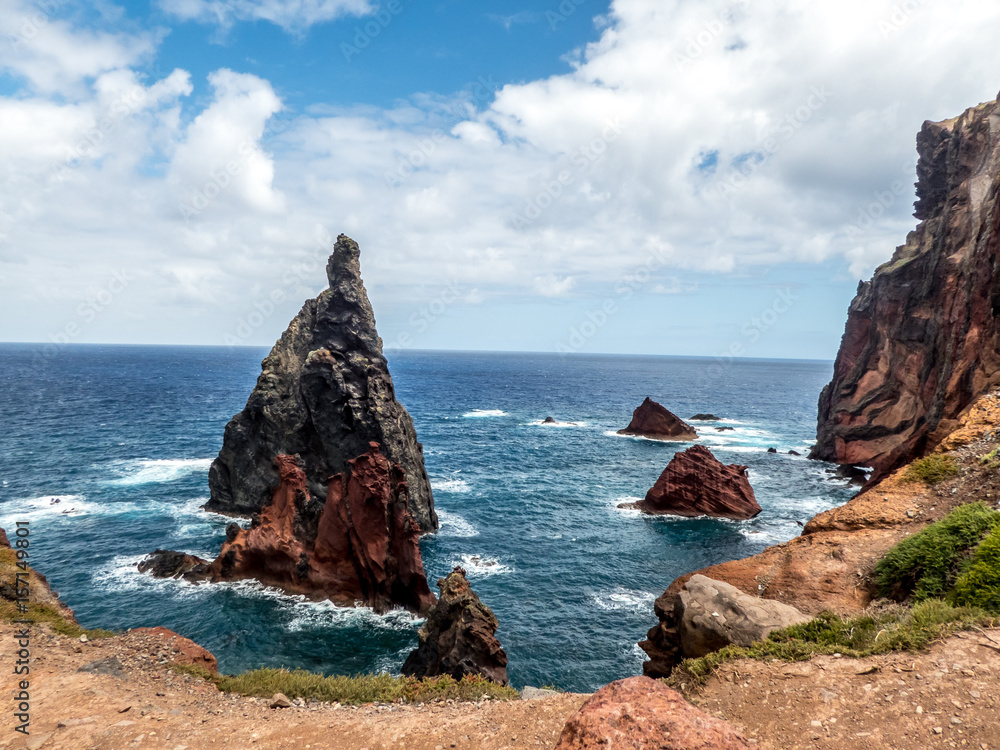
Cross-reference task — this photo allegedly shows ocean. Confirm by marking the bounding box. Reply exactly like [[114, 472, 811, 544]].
[[0, 345, 855, 692]]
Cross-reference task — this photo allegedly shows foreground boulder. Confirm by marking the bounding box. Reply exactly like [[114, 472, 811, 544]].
[[554, 676, 750, 750], [620, 445, 761, 520], [618, 398, 697, 441], [402, 567, 508, 684], [142, 445, 435, 615], [813, 94, 1000, 480], [675, 575, 810, 659], [206, 234, 436, 532]]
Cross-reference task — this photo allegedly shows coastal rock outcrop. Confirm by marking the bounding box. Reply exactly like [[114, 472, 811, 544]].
[[402, 567, 508, 685], [617, 398, 697, 441], [620, 445, 761, 520], [142, 446, 435, 614], [206, 235, 436, 532], [813, 95, 1000, 480], [675, 575, 810, 659], [131, 627, 219, 673], [554, 676, 751, 750]]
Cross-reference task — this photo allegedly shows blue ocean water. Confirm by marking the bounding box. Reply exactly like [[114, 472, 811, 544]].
[[0, 345, 855, 691]]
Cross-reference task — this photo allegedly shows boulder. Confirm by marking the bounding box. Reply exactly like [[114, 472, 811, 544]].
[[690, 413, 722, 421], [402, 567, 508, 684], [766, 447, 777, 454], [812, 94, 1000, 481], [675, 575, 811, 659], [137, 550, 210, 579], [554, 676, 751, 750], [543, 417, 557, 424], [620, 445, 761, 520], [618, 398, 697, 441], [206, 235, 436, 532], [716, 426, 735, 432]]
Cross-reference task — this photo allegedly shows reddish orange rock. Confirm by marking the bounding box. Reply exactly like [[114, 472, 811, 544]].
[[554, 676, 750, 750], [618, 398, 697, 441], [0, 528, 9, 548], [205, 444, 435, 614], [133, 627, 219, 673], [621, 445, 761, 520]]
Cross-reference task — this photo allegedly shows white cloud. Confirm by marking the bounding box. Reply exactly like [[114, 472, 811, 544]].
[[158, 0, 373, 31]]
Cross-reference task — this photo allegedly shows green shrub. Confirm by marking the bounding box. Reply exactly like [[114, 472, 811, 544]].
[[980, 448, 999, 466], [874, 502, 1000, 601], [669, 599, 995, 689], [902, 455, 961, 485], [950, 525, 1000, 613]]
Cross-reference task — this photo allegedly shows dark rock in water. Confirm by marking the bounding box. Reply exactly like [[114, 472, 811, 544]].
[[716, 426, 735, 432], [137, 550, 210, 580], [543, 416, 556, 423], [402, 567, 508, 685], [206, 235, 436, 532], [813, 95, 1000, 481], [827, 464, 869, 487], [690, 413, 721, 421], [766, 447, 778, 454], [619, 445, 761, 520], [617, 398, 697, 441], [788, 450, 801, 456], [553, 676, 751, 750]]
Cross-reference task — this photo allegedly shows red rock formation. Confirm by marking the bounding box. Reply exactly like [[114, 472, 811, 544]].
[[618, 397, 697, 441], [132, 627, 219, 673], [0, 528, 9, 548], [402, 567, 508, 685], [620, 445, 761, 520], [554, 676, 751, 750], [813, 94, 1000, 479], [202, 444, 434, 614]]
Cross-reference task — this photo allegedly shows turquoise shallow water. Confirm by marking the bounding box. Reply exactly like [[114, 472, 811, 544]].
[[0, 345, 855, 691]]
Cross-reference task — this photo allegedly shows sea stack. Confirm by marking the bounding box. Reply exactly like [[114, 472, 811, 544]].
[[813, 94, 1000, 480], [402, 567, 509, 685], [206, 235, 436, 532], [621, 445, 761, 520], [618, 397, 697, 441], [141, 446, 435, 614]]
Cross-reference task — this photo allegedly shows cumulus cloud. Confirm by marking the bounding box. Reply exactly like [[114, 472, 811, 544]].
[[158, 0, 373, 31], [3, 0, 1000, 347]]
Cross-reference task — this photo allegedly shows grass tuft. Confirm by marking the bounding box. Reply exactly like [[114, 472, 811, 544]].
[[874, 502, 1000, 602], [902, 454, 961, 485], [950, 525, 1000, 613]]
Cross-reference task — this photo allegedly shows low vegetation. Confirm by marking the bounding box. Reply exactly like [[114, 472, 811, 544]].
[[874, 502, 1000, 601], [901, 454, 961, 485], [951, 525, 1000, 612], [980, 447, 1000, 469], [169, 665, 520, 705]]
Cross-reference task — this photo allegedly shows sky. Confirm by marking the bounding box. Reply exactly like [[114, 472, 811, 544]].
[[2, 0, 1000, 359]]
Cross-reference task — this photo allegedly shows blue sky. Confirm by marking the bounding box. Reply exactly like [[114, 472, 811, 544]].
[[2, 0, 1000, 358]]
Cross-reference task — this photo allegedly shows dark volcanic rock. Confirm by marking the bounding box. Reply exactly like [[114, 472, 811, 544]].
[[138, 550, 210, 579], [716, 425, 735, 432], [766, 447, 777, 454], [204, 447, 434, 614], [543, 416, 556, 423], [402, 567, 508, 685], [813, 95, 1000, 480], [206, 235, 436, 532], [620, 445, 761, 520], [690, 413, 721, 421], [554, 676, 751, 750], [617, 397, 697, 441]]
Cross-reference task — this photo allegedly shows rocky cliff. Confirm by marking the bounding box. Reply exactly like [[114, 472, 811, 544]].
[[620, 445, 761, 520], [813, 95, 1000, 479], [618, 397, 697, 441], [206, 235, 437, 532], [143, 446, 435, 614]]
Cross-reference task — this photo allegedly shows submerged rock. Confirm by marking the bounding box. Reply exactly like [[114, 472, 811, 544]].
[[617, 397, 697, 441], [620, 445, 761, 520], [554, 676, 751, 750], [690, 413, 722, 421], [813, 94, 1000, 480], [206, 235, 436, 532], [402, 567, 508, 685], [675, 575, 811, 659]]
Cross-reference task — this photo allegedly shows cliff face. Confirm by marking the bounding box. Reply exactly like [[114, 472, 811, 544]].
[[813, 96, 1000, 478], [206, 235, 437, 532]]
